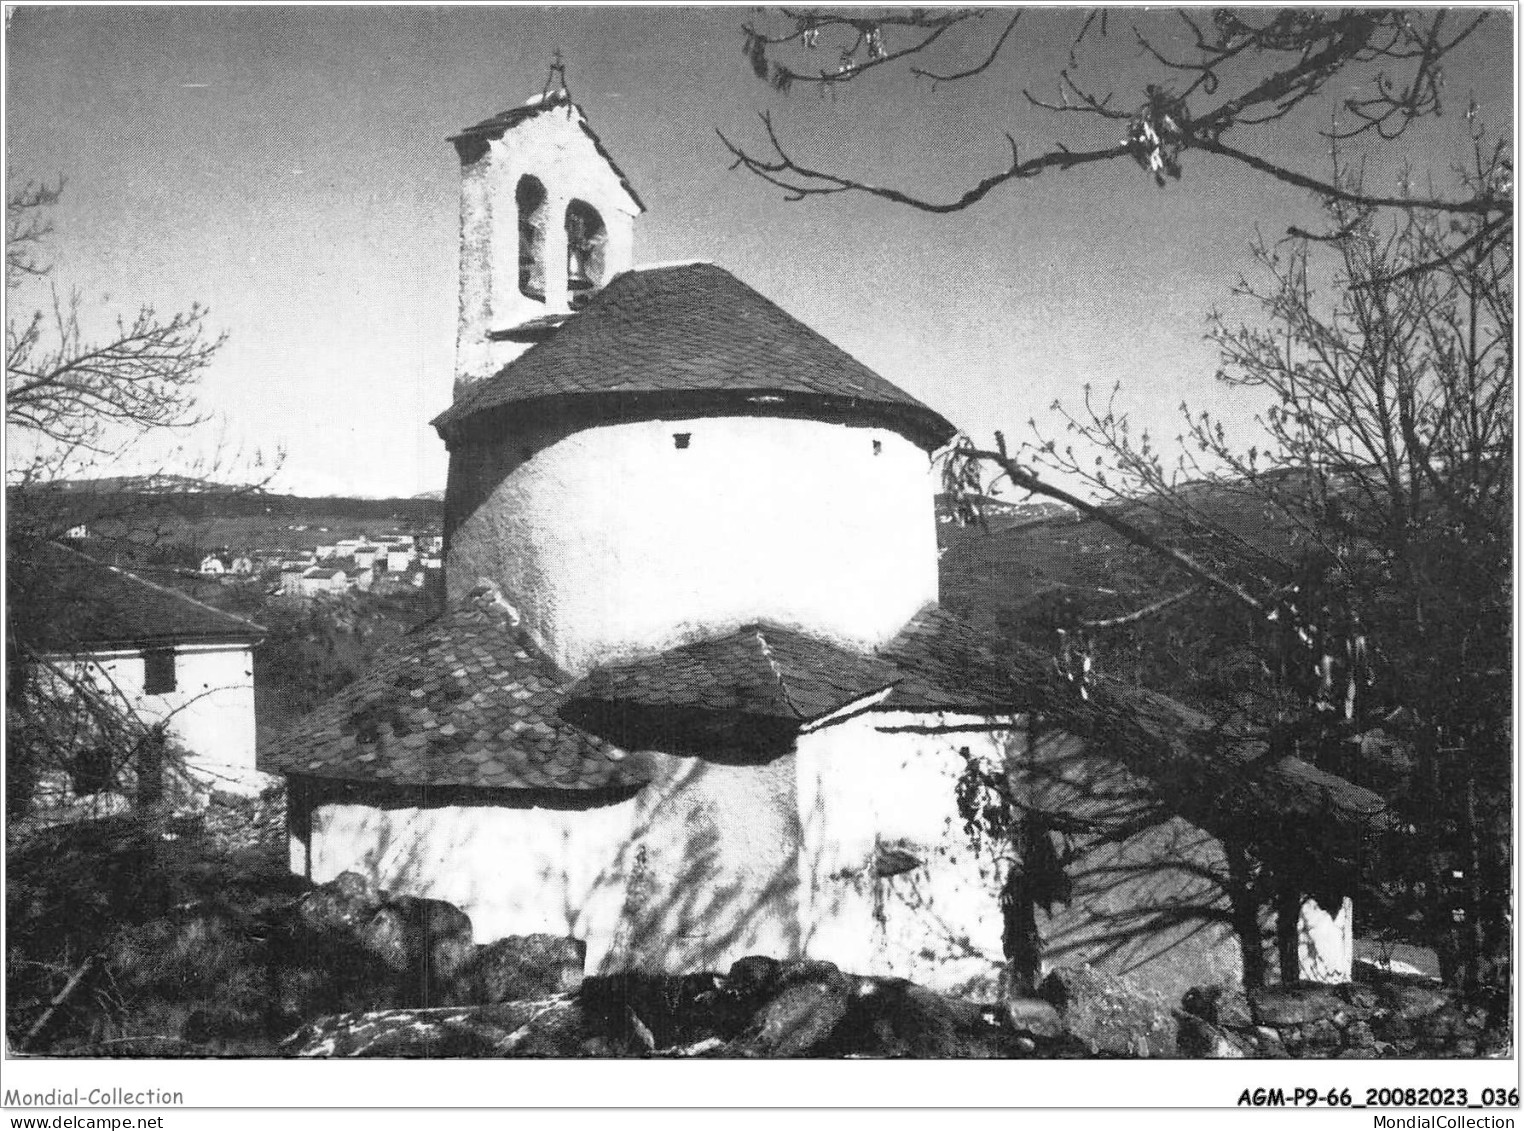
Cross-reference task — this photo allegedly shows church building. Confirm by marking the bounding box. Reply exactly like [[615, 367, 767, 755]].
[[266, 85, 1377, 1000]]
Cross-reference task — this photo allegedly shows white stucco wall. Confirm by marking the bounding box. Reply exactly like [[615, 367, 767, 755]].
[[796, 710, 1017, 997], [46, 643, 263, 798], [295, 792, 642, 945], [448, 417, 940, 677], [1298, 896, 1354, 983], [294, 748, 801, 971], [455, 103, 639, 387], [590, 752, 802, 976], [292, 703, 1299, 994]]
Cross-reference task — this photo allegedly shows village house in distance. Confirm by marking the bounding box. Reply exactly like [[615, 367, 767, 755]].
[[265, 83, 1386, 1001]]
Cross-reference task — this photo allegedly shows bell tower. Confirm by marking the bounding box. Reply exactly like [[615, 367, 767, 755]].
[[449, 68, 643, 396]]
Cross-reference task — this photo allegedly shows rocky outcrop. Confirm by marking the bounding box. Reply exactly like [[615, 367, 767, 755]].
[[451, 935, 586, 1004], [1176, 977, 1506, 1059], [1039, 966, 1178, 1057], [293, 870, 382, 934], [94, 867, 1507, 1060], [282, 954, 1053, 1058], [268, 873, 594, 1026], [281, 997, 594, 1058]]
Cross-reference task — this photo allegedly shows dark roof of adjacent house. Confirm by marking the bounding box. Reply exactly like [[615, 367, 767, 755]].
[[260, 593, 644, 792], [13, 543, 266, 652], [448, 90, 645, 213], [432, 263, 957, 452]]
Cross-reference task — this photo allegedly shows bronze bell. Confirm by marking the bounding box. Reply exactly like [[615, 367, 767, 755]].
[[567, 247, 595, 291]]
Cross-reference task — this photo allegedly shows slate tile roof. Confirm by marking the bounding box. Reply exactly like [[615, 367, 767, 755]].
[[264, 592, 1387, 833], [433, 263, 957, 451], [260, 595, 642, 792], [880, 605, 1033, 712], [13, 543, 266, 652], [568, 625, 903, 722]]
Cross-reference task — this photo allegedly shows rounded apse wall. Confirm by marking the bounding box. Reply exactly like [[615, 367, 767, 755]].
[[446, 415, 940, 676]]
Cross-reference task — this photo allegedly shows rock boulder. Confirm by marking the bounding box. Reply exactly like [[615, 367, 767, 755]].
[[1041, 966, 1178, 1058], [451, 935, 586, 1004]]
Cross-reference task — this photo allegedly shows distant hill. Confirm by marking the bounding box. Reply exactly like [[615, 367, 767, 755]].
[[13, 486, 444, 564], [933, 491, 1073, 529], [937, 479, 1293, 636], [50, 473, 247, 495]]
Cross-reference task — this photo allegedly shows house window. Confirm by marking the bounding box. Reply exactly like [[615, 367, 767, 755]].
[[673, 432, 691, 449], [872, 439, 883, 456], [517, 175, 548, 301], [143, 649, 177, 695]]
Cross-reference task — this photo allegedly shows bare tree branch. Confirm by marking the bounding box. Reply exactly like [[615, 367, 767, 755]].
[[729, 8, 1509, 241], [719, 111, 1131, 212], [913, 12, 1022, 84], [1079, 586, 1203, 630]]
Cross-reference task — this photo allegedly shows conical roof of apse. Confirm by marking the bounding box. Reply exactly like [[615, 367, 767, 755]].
[[434, 262, 957, 451]]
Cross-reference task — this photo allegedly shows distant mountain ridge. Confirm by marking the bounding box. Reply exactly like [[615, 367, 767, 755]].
[[50, 473, 248, 495], [46, 475, 449, 506]]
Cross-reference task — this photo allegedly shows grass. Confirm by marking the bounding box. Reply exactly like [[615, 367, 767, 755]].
[[6, 807, 305, 1054]]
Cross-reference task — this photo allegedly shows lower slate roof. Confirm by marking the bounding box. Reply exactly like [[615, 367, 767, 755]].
[[264, 603, 1005, 793], [259, 594, 643, 792], [263, 594, 1387, 837], [881, 605, 1033, 712], [568, 625, 903, 722]]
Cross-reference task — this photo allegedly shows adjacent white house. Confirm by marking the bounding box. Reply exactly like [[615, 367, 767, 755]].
[[18, 543, 270, 810], [266, 86, 1379, 998]]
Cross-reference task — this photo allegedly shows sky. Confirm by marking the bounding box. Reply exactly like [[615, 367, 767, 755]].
[[4, 5, 1513, 498]]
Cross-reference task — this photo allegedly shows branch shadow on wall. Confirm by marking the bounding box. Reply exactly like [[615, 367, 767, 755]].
[[1016, 731, 1248, 1000]]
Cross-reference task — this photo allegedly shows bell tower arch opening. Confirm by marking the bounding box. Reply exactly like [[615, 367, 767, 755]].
[[517, 175, 549, 303], [565, 200, 607, 309]]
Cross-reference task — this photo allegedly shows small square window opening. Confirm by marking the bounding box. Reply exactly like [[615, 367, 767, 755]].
[[673, 432, 691, 449], [872, 439, 883, 455], [144, 649, 177, 695]]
